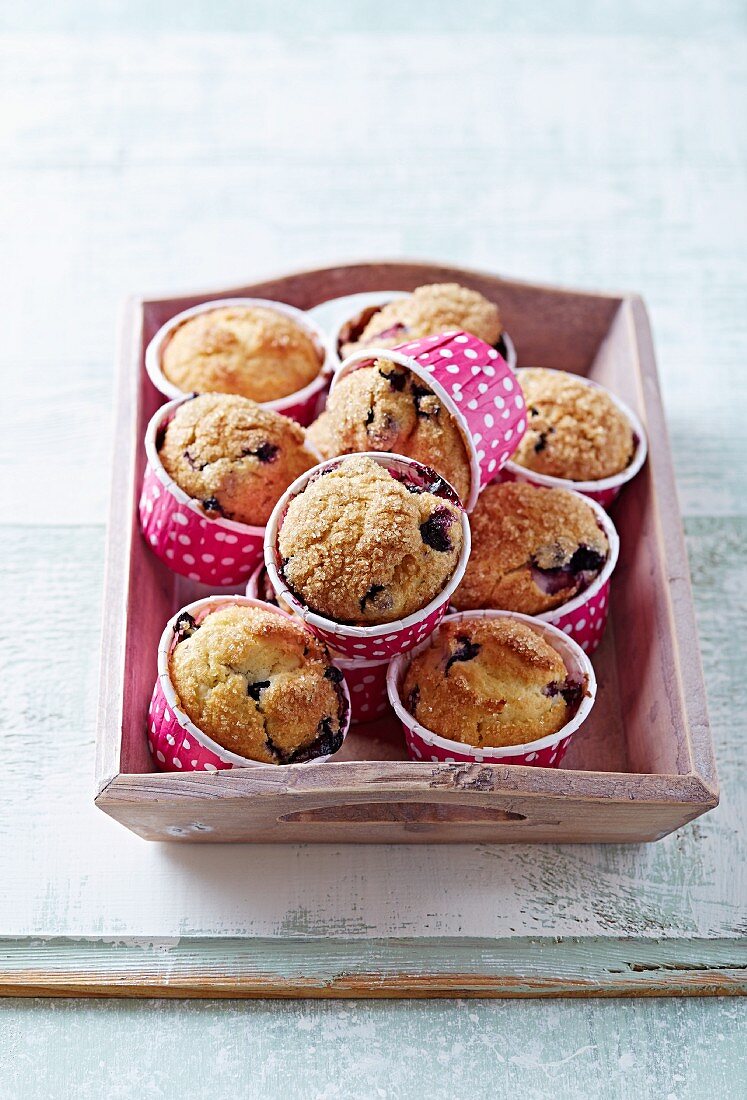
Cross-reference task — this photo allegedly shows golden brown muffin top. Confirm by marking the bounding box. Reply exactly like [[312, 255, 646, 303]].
[[402, 617, 580, 748], [342, 283, 502, 355], [452, 481, 608, 615], [169, 604, 346, 764], [306, 361, 472, 503], [161, 305, 323, 402], [512, 369, 634, 482], [278, 455, 464, 625], [159, 394, 318, 527]]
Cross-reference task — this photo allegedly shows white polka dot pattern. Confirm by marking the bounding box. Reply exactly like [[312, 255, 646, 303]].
[[302, 598, 450, 660], [545, 577, 612, 655], [500, 463, 624, 510], [338, 657, 392, 724], [148, 680, 236, 773], [401, 723, 574, 768], [389, 331, 527, 505], [139, 461, 264, 585]]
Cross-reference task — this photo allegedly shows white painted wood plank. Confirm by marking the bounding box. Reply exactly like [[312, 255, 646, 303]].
[[0, 35, 744, 521]]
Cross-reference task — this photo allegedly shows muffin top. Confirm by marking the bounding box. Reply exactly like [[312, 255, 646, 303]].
[[512, 369, 634, 482], [402, 617, 581, 748], [307, 361, 472, 503], [161, 305, 323, 402], [277, 455, 464, 625], [341, 283, 502, 356], [453, 481, 608, 615], [168, 604, 347, 765], [159, 393, 317, 527]]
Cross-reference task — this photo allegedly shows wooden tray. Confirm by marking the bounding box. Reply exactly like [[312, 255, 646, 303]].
[[95, 262, 718, 844]]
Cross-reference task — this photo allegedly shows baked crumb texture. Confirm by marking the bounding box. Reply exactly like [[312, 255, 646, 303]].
[[341, 283, 502, 356], [307, 361, 471, 502], [161, 305, 322, 402], [278, 455, 464, 625], [402, 617, 579, 748], [159, 393, 317, 527], [512, 368, 634, 482], [169, 604, 347, 765], [453, 480, 608, 614]]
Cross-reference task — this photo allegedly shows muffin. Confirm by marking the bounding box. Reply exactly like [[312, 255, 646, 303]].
[[340, 283, 502, 357], [512, 369, 634, 482], [161, 305, 323, 402], [453, 481, 608, 615], [159, 393, 318, 526], [278, 455, 464, 625], [168, 603, 347, 765], [402, 617, 581, 748], [307, 361, 472, 502]]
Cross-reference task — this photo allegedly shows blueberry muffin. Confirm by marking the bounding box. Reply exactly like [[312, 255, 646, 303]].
[[307, 361, 471, 502], [161, 305, 323, 402], [340, 283, 502, 357], [512, 369, 634, 482], [169, 604, 347, 764], [278, 456, 464, 625], [159, 393, 318, 526], [403, 617, 583, 748], [452, 481, 608, 615]]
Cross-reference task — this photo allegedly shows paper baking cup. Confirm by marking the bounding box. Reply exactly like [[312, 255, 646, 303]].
[[337, 331, 526, 511], [149, 595, 351, 772], [330, 291, 517, 373], [144, 297, 334, 426], [264, 452, 471, 659], [388, 610, 596, 768], [139, 396, 322, 586], [246, 563, 389, 719], [472, 477, 620, 656], [502, 368, 648, 509]]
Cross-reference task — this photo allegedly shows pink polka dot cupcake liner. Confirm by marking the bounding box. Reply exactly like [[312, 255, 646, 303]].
[[387, 610, 597, 768], [502, 368, 648, 509], [144, 297, 334, 426], [148, 595, 351, 772], [329, 290, 517, 373], [494, 479, 620, 656], [264, 453, 471, 660], [245, 563, 390, 721], [139, 397, 270, 586], [337, 330, 526, 511]]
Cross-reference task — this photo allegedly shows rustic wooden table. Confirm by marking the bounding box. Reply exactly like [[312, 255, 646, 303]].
[[1, 4, 745, 1097]]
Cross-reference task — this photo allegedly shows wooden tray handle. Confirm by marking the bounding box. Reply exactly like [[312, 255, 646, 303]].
[[278, 802, 531, 826]]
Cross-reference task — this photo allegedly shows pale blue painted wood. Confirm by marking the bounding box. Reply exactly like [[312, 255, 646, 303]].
[[1, 996, 746, 1100]]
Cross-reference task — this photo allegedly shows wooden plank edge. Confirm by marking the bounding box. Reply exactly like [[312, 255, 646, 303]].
[[138, 260, 627, 313], [1, 937, 744, 1000], [628, 294, 719, 795]]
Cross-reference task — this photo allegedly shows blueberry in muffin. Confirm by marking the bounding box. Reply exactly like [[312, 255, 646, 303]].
[[452, 481, 608, 615], [169, 603, 348, 764], [307, 360, 471, 502], [511, 369, 634, 482], [277, 455, 464, 625], [161, 305, 323, 402], [339, 283, 502, 358], [159, 393, 318, 526], [402, 617, 583, 748]]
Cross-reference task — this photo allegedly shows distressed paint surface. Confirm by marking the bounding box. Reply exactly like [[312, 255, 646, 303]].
[[0, 2, 745, 1095], [1, 996, 746, 1099]]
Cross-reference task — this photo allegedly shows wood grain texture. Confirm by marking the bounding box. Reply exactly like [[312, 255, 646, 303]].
[[2, 937, 746, 999]]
